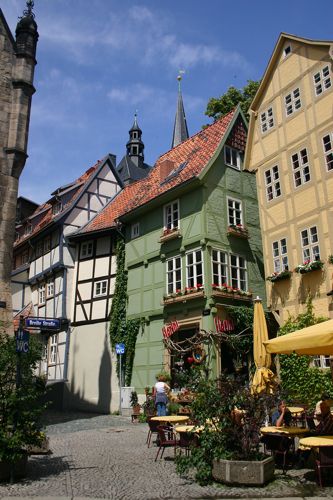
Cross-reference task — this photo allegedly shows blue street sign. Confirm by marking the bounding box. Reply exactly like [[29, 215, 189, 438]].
[[115, 343, 125, 355], [25, 317, 60, 330], [16, 330, 29, 353]]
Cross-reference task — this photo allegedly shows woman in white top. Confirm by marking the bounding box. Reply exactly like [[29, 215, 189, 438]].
[[153, 374, 170, 416]]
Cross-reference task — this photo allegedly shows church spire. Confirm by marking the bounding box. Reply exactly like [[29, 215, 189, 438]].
[[171, 73, 189, 149], [126, 112, 144, 167]]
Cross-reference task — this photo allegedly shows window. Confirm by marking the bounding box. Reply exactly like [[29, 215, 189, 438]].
[[230, 254, 247, 290], [224, 145, 241, 170], [313, 66, 331, 96], [260, 107, 274, 133], [212, 249, 228, 286], [186, 249, 203, 288], [80, 241, 93, 258], [322, 133, 333, 171], [285, 87, 301, 116], [291, 148, 311, 187], [131, 222, 140, 239], [49, 335, 57, 364], [38, 284, 46, 305], [21, 251, 29, 265], [47, 280, 54, 297], [166, 256, 181, 294], [36, 241, 43, 258], [272, 238, 289, 273], [227, 198, 243, 226], [94, 280, 108, 297], [24, 224, 32, 236], [300, 226, 320, 261], [283, 45, 291, 58], [313, 355, 331, 369], [52, 202, 62, 215], [265, 165, 281, 201], [164, 201, 179, 230], [44, 237, 51, 253]]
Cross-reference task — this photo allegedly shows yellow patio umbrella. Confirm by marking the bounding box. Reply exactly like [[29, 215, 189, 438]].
[[263, 319, 333, 355], [251, 297, 276, 394]]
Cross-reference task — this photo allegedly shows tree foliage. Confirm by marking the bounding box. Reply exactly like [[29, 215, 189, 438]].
[[205, 80, 260, 122], [278, 298, 333, 408]]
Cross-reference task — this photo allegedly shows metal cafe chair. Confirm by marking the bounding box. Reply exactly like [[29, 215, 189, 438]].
[[176, 431, 199, 456], [155, 425, 179, 461], [315, 446, 333, 487], [146, 417, 160, 448], [262, 433, 295, 474]]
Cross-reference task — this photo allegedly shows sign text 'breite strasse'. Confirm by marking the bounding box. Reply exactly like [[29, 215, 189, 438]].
[[162, 320, 180, 339], [25, 317, 61, 330]]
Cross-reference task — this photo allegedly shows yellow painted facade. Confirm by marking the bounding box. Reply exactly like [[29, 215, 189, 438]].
[[245, 34, 333, 323]]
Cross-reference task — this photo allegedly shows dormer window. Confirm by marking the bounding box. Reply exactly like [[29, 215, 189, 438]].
[[52, 202, 62, 215], [225, 145, 241, 170]]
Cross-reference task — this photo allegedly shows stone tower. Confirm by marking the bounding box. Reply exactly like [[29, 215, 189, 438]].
[[0, 2, 38, 334]]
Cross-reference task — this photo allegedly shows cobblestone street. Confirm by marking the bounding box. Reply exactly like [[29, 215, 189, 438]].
[[0, 411, 333, 499]]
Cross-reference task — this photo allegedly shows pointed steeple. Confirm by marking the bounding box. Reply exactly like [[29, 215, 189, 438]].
[[171, 74, 189, 149], [126, 112, 144, 167]]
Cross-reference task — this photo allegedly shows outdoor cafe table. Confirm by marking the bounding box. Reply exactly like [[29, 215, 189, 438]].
[[150, 415, 190, 424], [174, 425, 204, 434], [288, 407, 304, 415], [299, 435, 333, 448], [260, 426, 309, 437]]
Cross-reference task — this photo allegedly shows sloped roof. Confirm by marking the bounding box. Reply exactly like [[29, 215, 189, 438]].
[[13, 302, 35, 331], [117, 155, 151, 184], [14, 160, 102, 248], [82, 108, 238, 234]]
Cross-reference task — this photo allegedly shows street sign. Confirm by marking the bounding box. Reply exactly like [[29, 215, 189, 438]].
[[16, 329, 29, 353], [25, 317, 60, 330], [115, 343, 125, 355]]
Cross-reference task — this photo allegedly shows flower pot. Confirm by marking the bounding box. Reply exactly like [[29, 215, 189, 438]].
[[212, 456, 274, 485], [26, 437, 50, 455], [0, 452, 28, 482]]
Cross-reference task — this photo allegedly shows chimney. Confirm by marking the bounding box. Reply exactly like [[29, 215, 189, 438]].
[[159, 159, 175, 182]]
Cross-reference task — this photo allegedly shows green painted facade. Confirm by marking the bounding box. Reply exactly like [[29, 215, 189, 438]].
[[122, 111, 266, 393]]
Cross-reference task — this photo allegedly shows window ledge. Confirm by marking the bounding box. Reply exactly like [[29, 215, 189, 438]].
[[162, 290, 205, 305], [227, 226, 249, 239], [211, 290, 252, 301], [159, 229, 181, 243]]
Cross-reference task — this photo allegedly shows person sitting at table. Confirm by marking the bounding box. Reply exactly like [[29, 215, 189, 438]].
[[314, 393, 331, 426], [271, 400, 292, 427]]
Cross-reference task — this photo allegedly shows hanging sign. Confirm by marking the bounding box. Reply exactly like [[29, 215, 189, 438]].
[[162, 320, 180, 339], [214, 317, 235, 333]]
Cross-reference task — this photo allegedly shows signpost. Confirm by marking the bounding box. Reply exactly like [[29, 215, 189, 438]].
[[16, 329, 29, 353], [115, 343, 125, 414], [25, 317, 60, 330]]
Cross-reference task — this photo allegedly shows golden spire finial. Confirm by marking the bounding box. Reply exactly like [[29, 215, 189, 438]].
[[177, 70, 185, 92]]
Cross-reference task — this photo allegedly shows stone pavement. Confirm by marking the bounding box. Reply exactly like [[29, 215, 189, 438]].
[[1, 411, 333, 499]]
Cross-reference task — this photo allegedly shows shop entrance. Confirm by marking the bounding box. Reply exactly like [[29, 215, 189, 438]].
[[170, 327, 199, 389]]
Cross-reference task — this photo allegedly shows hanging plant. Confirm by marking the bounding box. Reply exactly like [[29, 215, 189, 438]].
[[109, 237, 143, 386]]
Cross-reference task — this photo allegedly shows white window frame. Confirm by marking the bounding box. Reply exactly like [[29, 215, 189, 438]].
[[131, 222, 140, 239], [52, 201, 62, 215], [186, 249, 204, 288], [322, 132, 333, 172], [211, 249, 228, 286], [227, 197, 243, 226], [265, 165, 281, 201], [230, 254, 247, 290], [38, 284, 46, 305], [47, 280, 54, 298], [313, 355, 331, 369], [166, 256, 182, 294], [49, 334, 57, 365], [80, 241, 93, 259], [313, 65, 332, 97], [272, 238, 289, 274], [284, 87, 301, 116], [21, 251, 29, 265], [224, 145, 241, 170], [291, 148, 311, 188], [300, 226, 320, 262], [94, 280, 108, 297], [260, 106, 274, 134], [164, 200, 179, 231]]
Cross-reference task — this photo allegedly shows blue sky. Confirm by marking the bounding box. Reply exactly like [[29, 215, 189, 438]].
[[2, 0, 333, 203]]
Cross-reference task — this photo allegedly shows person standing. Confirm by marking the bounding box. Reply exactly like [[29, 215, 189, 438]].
[[153, 374, 170, 417]]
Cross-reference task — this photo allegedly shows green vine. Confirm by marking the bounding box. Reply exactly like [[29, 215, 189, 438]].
[[224, 305, 255, 353], [278, 297, 332, 408], [109, 237, 143, 386]]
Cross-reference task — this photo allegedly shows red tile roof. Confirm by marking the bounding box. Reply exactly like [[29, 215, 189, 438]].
[[14, 161, 102, 248], [13, 302, 35, 331], [83, 109, 238, 234]]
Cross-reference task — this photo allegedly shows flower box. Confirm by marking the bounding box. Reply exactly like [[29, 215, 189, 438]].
[[211, 288, 252, 301], [159, 228, 181, 243], [294, 259, 324, 274], [266, 270, 291, 282], [162, 289, 205, 305], [227, 225, 249, 239]]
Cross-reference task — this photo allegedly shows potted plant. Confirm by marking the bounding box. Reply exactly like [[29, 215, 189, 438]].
[[0, 332, 48, 482], [175, 374, 276, 486], [266, 269, 292, 282], [130, 391, 141, 414], [142, 396, 156, 417]]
